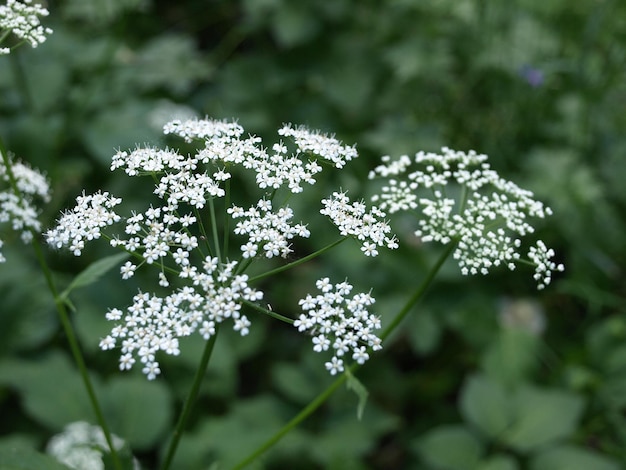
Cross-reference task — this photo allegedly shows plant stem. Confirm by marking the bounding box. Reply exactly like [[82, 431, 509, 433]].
[[231, 244, 456, 469], [209, 197, 222, 261], [249, 237, 346, 283], [0, 139, 123, 470], [160, 325, 220, 470]]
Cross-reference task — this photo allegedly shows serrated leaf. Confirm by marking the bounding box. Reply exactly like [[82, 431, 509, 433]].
[[345, 368, 369, 420], [60, 252, 130, 301]]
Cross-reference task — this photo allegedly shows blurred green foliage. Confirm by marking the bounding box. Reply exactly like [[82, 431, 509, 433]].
[[1, 0, 626, 468]]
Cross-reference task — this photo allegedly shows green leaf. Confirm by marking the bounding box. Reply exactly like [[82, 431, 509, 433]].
[[0, 351, 96, 430], [345, 368, 369, 420], [416, 425, 483, 470], [407, 308, 442, 355], [459, 374, 512, 439], [530, 445, 620, 470], [502, 386, 584, 452], [102, 376, 173, 450], [60, 252, 130, 301], [482, 329, 539, 386], [272, 362, 320, 404], [0, 443, 72, 470], [477, 455, 519, 470]]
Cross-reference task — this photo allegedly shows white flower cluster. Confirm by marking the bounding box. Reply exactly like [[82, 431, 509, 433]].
[[321, 191, 398, 256], [47, 117, 389, 378], [0, 155, 50, 262], [279, 123, 358, 169], [229, 199, 310, 259], [46, 191, 122, 256], [47, 421, 136, 470], [294, 278, 382, 375], [369, 147, 562, 288], [164, 118, 358, 193], [0, 0, 53, 54], [99, 258, 261, 379], [163, 117, 244, 143], [528, 240, 564, 290]]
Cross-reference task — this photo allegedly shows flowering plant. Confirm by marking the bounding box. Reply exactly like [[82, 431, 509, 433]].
[[0, 3, 568, 469]]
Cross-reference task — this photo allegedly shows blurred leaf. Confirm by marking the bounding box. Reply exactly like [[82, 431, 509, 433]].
[[460, 374, 512, 439], [60, 252, 130, 302], [312, 406, 398, 469], [61, 0, 148, 23], [0, 442, 72, 470], [190, 395, 288, 468], [407, 308, 442, 355], [83, 100, 163, 165], [272, 361, 320, 404], [345, 368, 369, 420], [0, 351, 96, 430], [477, 455, 519, 470], [530, 444, 620, 470], [502, 385, 584, 452], [482, 329, 540, 386], [102, 376, 173, 450], [415, 424, 483, 470], [0, 248, 57, 352], [121, 34, 212, 96], [271, 3, 320, 47]]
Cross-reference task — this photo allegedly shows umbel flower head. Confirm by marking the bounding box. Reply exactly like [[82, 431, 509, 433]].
[[47, 118, 394, 378], [0, 153, 50, 262], [0, 0, 53, 55], [369, 147, 564, 289], [294, 277, 382, 375]]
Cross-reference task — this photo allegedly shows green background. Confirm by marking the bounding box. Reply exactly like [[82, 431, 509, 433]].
[[1, 0, 625, 468]]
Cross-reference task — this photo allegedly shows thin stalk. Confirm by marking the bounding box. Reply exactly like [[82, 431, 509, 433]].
[[208, 197, 222, 261], [161, 325, 220, 470], [249, 237, 346, 283], [381, 244, 456, 341], [223, 178, 231, 255], [0, 140, 122, 470], [231, 244, 455, 469], [242, 299, 294, 325]]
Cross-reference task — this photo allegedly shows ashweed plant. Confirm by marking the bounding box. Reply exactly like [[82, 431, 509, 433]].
[[46, 119, 396, 381], [0, 3, 565, 468]]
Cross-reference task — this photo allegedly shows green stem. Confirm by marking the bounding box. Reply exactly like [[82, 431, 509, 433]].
[[249, 237, 346, 283], [242, 299, 294, 325], [381, 244, 456, 341], [208, 197, 222, 261], [0, 139, 123, 470], [231, 244, 456, 469], [161, 326, 220, 470]]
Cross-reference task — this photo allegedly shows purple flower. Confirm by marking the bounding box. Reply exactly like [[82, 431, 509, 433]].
[[519, 65, 544, 88]]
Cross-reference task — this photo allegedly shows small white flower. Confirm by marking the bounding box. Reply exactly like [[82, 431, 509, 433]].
[[325, 357, 344, 375], [296, 278, 382, 375]]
